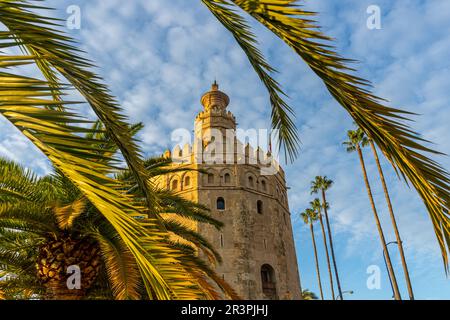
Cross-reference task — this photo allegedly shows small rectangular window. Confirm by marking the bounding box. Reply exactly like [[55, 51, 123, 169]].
[[217, 197, 225, 210]]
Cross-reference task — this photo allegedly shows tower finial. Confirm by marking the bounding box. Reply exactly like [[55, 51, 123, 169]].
[[212, 79, 219, 91]]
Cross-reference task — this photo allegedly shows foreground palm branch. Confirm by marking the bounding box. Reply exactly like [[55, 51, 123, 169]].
[[0, 59, 198, 299], [1, 0, 449, 290], [0, 0, 156, 210], [0, 0, 232, 298], [203, 0, 450, 269], [0, 154, 237, 299]]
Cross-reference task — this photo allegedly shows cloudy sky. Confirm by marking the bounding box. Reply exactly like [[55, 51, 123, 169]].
[[1, 0, 450, 299]]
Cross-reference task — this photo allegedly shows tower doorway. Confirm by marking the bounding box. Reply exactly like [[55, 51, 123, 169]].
[[261, 264, 278, 300]]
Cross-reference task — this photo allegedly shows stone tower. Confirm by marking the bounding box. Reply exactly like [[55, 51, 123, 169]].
[[155, 82, 302, 300]]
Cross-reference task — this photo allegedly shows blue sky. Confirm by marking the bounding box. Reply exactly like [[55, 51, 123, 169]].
[[1, 0, 450, 299]]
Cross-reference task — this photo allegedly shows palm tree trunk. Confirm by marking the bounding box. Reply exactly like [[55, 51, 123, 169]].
[[45, 281, 85, 300], [370, 140, 414, 300], [310, 223, 324, 300], [356, 145, 402, 300], [321, 189, 343, 300], [318, 213, 335, 300]]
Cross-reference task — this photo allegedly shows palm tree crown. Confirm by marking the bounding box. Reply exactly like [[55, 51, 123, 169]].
[[310, 198, 329, 213], [311, 176, 333, 195], [343, 129, 370, 153], [300, 208, 318, 225]]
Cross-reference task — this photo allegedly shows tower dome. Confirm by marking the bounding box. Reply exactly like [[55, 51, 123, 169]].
[[201, 81, 230, 113]]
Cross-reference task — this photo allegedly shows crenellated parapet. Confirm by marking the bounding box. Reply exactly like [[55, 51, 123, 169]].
[[169, 140, 284, 177]]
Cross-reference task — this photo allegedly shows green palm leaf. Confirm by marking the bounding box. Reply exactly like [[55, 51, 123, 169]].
[[204, 0, 450, 269], [83, 222, 142, 300], [0, 57, 205, 298], [202, 0, 299, 160], [0, 0, 157, 211]]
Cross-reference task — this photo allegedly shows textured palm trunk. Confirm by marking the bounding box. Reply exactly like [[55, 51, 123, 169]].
[[321, 189, 343, 300], [44, 281, 85, 300], [310, 223, 324, 300], [370, 140, 414, 300], [318, 212, 335, 300], [37, 236, 101, 301], [356, 145, 401, 300]]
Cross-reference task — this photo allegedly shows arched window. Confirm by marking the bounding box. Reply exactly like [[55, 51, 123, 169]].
[[217, 197, 225, 210], [257, 200, 263, 214], [248, 176, 254, 188], [208, 173, 214, 184], [261, 180, 267, 192], [184, 176, 191, 187], [171, 180, 178, 191], [224, 173, 231, 184], [261, 264, 277, 299]]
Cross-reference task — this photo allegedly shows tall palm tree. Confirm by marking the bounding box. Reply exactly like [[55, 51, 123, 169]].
[[343, 129, 401, 300], [300, 208, 323, 300], [310, 198, 335, 300], [1, 0, 450, 280], [311, 176, 343, 300], [369, 138, 414, 299]]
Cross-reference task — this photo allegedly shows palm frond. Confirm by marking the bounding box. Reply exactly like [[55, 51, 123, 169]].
[[0, 275, 44, 300], [202, 0, 299, 161], [0, 201, 57, 234], [168, 241, 240, 300], [0, 57, 205, 299], [0, 0, 157, 212], [163, 219, 222, 264], [0, 157, 58, 203], [227, 0, 450, 269], [156, 190, 223, 230]]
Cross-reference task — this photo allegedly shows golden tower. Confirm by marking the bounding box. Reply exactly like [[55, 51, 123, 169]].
[[154, 83, 302, 299]]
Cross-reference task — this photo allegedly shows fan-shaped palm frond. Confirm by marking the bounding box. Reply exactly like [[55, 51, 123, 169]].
[[343, 129, 370, 153], [310, 198, 322, 213], [300, 208, 317, 225]]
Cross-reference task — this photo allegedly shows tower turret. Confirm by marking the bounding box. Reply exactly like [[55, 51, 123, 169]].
[[196, 81, 236, 132]]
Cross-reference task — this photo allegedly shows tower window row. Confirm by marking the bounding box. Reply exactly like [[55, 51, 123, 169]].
[[216, 197, 263, 214]]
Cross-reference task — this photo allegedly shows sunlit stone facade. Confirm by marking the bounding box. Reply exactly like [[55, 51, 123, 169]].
[[153, 83, 302, 300]]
